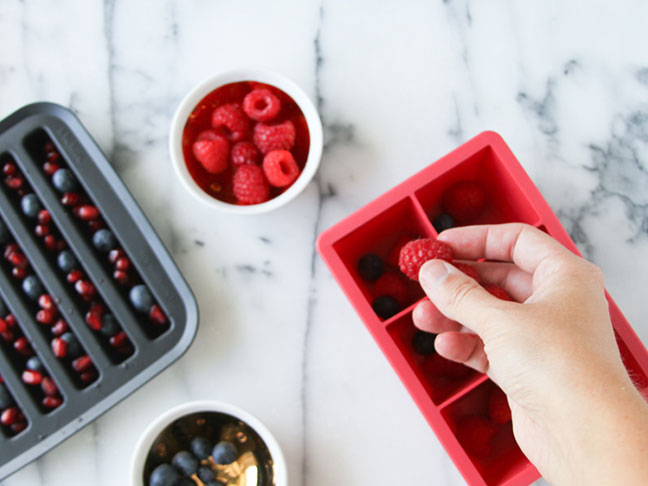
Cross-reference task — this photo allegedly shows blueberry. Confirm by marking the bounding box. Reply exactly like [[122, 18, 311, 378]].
[[99, 313, 119, 337], [171, 450, 199, 477], [22, 275, 43, 300], [371, 296, 400, 319], [212, 441, 238, 465], [56, 250, 77, 273], [357, 254, 384, 281], [21, 194, 42, 218], [190, 436, 212, 459], [52, 168, 78, 193], [26, 356, 44, 372], [149, 463, 178, 486], [0, 383, 12, 409], [175, 479, 195, 486], [129, 285, 153, 313], [92, 229, 117, 252], [0, 219, 9, 244], [412, 330, 437, 355], [433, 212, 454, 233], [61, 332, 82, 358], [198, 466, 215, 483]]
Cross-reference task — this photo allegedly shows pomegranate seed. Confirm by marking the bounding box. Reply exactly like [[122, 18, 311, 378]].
[[38, 294, 55, 310], [85, 304, 103, 331], [36, 309, 55, 325], [51, 319, 68, 336], [44, 141, 55, 152], [8, 252, 28, 269], [42, 396, 62, 409], [5, 176, 23, 189], [117, 343, 135, 356], [35, 224, 50, 237], [22, 370, 43, 385], [10, 421, 27, 434], [5, 314, 16, 327], [0, 375, 4, 384], [61, 192, 81, 206], [43, 161, 60, 175], [115, 257, 131, 271], [56, 239, 66, 251], [1, 407, 20, 425], [80, 370, 97, 384], [113, 271, 129, 286], [75, 280, 95, 298], [0, 319, 6, 333], [2, 162, 16, 175], [149, 305, 167, 325], [77, 205, 99, 221], [72, 355, 93, 372], [44, 234, 57, 250], [108, 249, 125, 264], [3, 243, 17, 258], [12, 266, 27, 279], [47, 151, 61, 163], [13, 337, 33, 356], [41, 377, 59, 396], [109, 331, 128, 348], [37, 209, 51, 225], [1, 330, 14, 342], [88, 220, 104, 232], [51, 337, 67, 358], [66, 270, 83, 283]]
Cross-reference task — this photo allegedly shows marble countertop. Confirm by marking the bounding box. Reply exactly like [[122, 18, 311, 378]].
[[2, 1, 648, 485]]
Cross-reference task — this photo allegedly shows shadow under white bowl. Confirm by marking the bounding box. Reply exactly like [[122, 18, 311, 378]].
[[169, 68, 323, 215], [131, 400, 287, 485]]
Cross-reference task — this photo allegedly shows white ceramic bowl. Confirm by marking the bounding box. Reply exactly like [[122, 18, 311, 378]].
[[130, 400, 288, 485], [169, 68, 323, 215]]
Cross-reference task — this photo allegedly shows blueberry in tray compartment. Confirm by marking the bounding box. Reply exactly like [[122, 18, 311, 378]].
[[0, 102, 198, 479]]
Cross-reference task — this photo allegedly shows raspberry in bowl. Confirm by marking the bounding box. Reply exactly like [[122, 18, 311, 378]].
[[170, 69, 323, 214]]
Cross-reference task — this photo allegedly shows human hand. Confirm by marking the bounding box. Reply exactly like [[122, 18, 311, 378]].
[[412, 223, 648, 485]]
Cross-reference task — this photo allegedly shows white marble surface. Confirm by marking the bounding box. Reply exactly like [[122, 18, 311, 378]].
[[1, 1, 648, 485]]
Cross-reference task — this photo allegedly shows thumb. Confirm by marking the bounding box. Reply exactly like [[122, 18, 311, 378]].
[[419, 259, 506, 336]]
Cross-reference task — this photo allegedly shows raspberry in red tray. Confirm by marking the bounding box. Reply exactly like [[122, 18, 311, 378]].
[[253, 120, 296, 154], [243, 88, 281, 122], [398, 238, 453, 281], [262, 150, 300, 187], [373, 273, 408, 306], [210, 103, 250, 142], [233, 165, 270, 205], [231, 142, 260, 167], [192, 136, 229, 175], [441, 181, 486, 222], [456, 415, 498, 459], [488, 387, 512, 424]]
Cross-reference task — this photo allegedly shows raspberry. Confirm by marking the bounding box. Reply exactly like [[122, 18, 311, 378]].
[[456, 415, 498, 459], [192, 136, 229, 175], [441, 181, 487, 222], [484, 284, 513, 301], [243, 88, 281, 122], [211, 103, 250, 142], [262, 150, 300, 187], [373, 273, 408, 306], [253, 120, 295, 154], [424, 353, 472, 379], [398, 238, 453, 281], [454, 262, 479, 282], [196, 129, 220, 141], [488, 387, 512, 424], [232, 165, 269, 205], [231, 141, 259, 167]]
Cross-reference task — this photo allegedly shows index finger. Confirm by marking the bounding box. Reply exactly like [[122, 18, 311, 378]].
[[436, 223, 572, 274]]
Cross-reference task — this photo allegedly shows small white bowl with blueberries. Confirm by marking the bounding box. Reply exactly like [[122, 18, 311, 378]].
[[131, 400, 287, 486]]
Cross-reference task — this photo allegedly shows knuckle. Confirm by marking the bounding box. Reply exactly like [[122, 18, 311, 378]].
[[446, 278, 480, 312]]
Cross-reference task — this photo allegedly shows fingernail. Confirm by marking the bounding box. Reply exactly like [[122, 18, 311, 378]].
[[419, 260, 450, 287]]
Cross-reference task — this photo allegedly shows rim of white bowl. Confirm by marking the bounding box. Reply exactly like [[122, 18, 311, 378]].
[[169, 68, 323, 215], [130, 400, 288, 485]]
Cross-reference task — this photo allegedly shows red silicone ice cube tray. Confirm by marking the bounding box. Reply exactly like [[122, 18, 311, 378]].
[[316, 131, 648, 486]]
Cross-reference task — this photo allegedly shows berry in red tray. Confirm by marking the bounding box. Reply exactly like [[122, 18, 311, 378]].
[[192, 136, 229, 174], [484, 284, 513, 301], [412, 330, 437, 356], [253, 120, 296, 154], [456, 415, 498, 459], [488, 387, 512, 424], [243, 88, 281, 122], [262, 150, 300, 187], [232, 165, 269, 205], [231, 141, 260, 167], [357, 254, 384, 282], [211, 103, 250, 142], [432, 212, 455, 233], [373, 272, 408, 306], [398, 238, 453, 281], [371, 296, 400, 320], [441, 181, 486, 223]]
